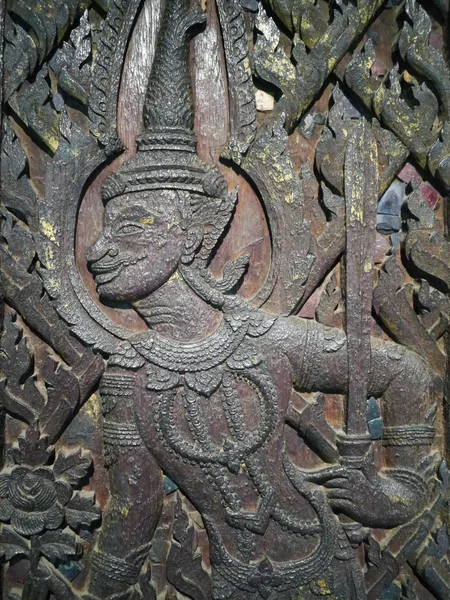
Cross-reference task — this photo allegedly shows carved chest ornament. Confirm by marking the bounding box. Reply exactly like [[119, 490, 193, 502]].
[[1, 0, 450, 599]]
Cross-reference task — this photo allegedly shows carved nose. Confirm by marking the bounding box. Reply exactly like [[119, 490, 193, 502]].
[[86, 236, 115, 264]]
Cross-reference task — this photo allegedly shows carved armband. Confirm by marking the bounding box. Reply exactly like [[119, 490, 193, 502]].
[[382, 425, 435, 447], [295, 321, 323, 391], [99, 372, 136, 415], [102, 421, 142, 448], [102, 419, 142, 467], [91, 544, 149, 587]]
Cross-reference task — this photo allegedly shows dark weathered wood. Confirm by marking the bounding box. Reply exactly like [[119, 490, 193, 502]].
[[0, 3, 6, 595], [344, 121, 378, 439]]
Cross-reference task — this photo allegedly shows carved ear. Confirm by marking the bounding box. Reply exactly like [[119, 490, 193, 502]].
[[181, 224, 204, 264], [180, 187, 238, 266], [102, 172, 126, 202], [202, 168, 228, 199]]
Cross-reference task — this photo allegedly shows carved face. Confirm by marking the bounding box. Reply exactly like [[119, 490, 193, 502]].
[[87, 190, 187, 301]]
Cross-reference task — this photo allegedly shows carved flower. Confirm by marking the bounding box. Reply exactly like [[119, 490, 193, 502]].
[[0, 466, 71, 536]]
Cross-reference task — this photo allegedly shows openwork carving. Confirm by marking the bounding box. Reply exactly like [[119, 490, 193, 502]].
[[1, 0, 450, 598]]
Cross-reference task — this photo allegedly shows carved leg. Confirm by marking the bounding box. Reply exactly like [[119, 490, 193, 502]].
[[87, 368, 164, 599]]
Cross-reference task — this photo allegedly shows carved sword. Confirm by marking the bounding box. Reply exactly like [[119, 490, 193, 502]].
[[338, 119, 379, 467]]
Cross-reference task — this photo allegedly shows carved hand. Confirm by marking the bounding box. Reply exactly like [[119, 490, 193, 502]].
[[305, 460, 428, 529]]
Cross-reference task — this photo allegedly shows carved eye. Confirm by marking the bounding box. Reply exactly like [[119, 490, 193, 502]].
[[117, 223, 143, 236], [139, 215, 155, 226]]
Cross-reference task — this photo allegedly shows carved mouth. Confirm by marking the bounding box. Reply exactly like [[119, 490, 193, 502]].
[[94, 266, 124, 286], [90, 253, 147, 287], [91, 257, 127, 274], [90, 257, 130, 286]]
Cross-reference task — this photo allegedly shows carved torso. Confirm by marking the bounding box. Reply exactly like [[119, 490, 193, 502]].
[[100, 313, 344, 596]]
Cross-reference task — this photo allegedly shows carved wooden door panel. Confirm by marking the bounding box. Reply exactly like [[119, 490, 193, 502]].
[[1, 0, 450, 598]]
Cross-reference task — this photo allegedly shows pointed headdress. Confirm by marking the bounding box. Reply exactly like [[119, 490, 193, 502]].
[[103, 0, 228, 201]]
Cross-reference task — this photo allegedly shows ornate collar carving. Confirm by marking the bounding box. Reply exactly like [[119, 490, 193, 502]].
[[132, 312, 250, 373], [109, 302, 276, 374]]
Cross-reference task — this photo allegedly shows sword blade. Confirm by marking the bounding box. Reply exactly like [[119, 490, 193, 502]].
[[344, 120, 379, 436]]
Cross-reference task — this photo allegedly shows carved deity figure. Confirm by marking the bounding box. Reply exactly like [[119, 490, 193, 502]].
[[83, 1, 436, 599]]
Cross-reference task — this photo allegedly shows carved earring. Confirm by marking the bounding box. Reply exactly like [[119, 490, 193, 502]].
[[181, 225, 203, 264]]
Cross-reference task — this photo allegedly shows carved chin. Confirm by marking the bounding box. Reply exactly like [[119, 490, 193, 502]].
[[93, 256, 151, 301], [96, 269, 158, 302], [96, 278, 137, 302], [96, 281, 123, 300], [94, 267, 130, 300]]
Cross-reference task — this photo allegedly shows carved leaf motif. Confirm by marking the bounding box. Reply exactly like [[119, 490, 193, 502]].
[[53, 449, 93, 487], [254, 7, 300, 103], [1, 216, 36, 273], [254, 1, 383, 129], [316, 86, 355, 195], [65, 491, 101, 530], [216, 254, 251, 292], [345, 35, 450, 189], [0, 313, 45, 426], [415, 280, 450, 340], [8, 427, 53, 467], [0, 122, 38, 226], [4, 0, 91, 101], [37, 530, 80, 563], [405, 230, 450, 293], [373, 255, 445, 375], [8, 67, 61, 153], [399, 0, 450, 118], [403, 185, 450, 293], [166, 494, 211, 600], [3, 15, 38, 104], [49, 10, 92, 105], [266, 0, 313, 33], [0, 526, 30, 562]]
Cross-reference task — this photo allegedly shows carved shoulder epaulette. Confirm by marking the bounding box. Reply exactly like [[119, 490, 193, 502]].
[[109, 341, 146, 370], [248, 310, 277, 338]]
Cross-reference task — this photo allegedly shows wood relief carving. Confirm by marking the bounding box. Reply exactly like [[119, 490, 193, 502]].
[[1, 0, 450, 598]]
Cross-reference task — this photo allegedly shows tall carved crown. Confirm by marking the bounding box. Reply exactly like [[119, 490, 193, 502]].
[[103, 0, 228, 202]]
